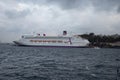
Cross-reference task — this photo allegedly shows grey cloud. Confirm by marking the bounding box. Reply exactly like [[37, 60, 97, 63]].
[[16, 0, 90, 10], [5, 9, 30, 19], [45, 0, 120, 13], [47, 0, 77, 9], [117, 6, 120, 12], [17, 0, 47, 5], [0, 26, 22, 33], [92, 0, 120, 12], [46, 0, 90, 10], [15, 0, 120, 13]]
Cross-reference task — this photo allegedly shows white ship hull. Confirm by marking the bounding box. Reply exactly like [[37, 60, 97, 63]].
[[13, 36, 89, 48]]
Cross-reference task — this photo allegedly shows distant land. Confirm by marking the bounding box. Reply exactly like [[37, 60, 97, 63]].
[[79, 33, 120, 48]]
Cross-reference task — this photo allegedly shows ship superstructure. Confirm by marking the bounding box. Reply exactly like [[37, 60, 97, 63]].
[[13, 31, 89, 47]]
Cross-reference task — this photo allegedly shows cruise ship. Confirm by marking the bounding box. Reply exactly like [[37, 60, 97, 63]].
[[13, 31, 89, 48]]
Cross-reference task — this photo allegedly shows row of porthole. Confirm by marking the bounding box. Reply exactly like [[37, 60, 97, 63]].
[[30, 40, 62, 43], [30, 40, 69, 43]]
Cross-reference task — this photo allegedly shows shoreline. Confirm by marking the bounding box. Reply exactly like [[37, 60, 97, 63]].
[[0, 43, 120, 49]]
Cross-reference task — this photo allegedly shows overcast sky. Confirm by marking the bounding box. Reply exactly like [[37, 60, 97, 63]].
[[0, 0, 120, 42]]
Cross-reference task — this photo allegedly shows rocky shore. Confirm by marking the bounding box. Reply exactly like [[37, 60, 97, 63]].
[[79, 33, 120, 48]]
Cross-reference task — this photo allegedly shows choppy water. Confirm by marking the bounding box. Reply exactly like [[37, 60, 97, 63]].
[[0, 44, 120, 80]]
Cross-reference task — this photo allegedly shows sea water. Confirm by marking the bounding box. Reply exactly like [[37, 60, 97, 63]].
[[0, 44, 120, 80]]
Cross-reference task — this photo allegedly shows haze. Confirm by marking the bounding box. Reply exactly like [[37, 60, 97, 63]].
[[0, 0, 120, 43]]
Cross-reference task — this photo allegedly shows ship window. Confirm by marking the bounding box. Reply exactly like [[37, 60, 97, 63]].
[[34, 40, 36, 42], [52, 40, 56, 43], [38, 40, 42, 42], [58, 41, 63, 43], [22, 36, 24, 38], [47, 41, 51, 43], [64, 41, 68, 43], [30, 40, 34, 42]]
